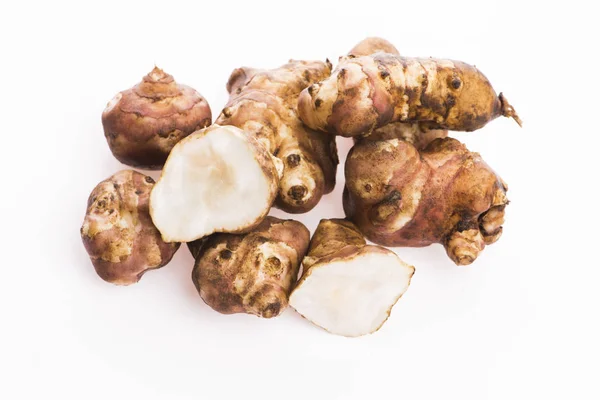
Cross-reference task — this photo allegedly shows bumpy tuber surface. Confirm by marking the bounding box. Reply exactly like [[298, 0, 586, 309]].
[[217, 60, 338, 213], [80, 170, 180, 285], [150, 125, 280, 243], [348, 37, 448, 149], [102, 67, 212, 169], [289, 219, 414, 337], [344, 137, 509, 265], [192, 217, 310, 318], [298, 51, 521, 137]]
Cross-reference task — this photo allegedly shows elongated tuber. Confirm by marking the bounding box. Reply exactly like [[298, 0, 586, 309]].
[[102, 67, 212, 169], [192, 217, 310, 318], [149, 125, 280, 243], [217, 60, 338, 213], [344, 137, 508, 265], [348, 37, 448, 149], [298, 51, 521, 137], [289, 219, 414, 337], [80, 170, 180, 285]]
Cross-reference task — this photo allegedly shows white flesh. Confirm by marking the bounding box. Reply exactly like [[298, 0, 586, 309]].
[[150, 125, 273, 242], [290, 250, 414, 337]]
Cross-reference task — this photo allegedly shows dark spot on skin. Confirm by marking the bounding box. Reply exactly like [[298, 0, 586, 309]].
[[347, 54, 356, 59], [286, 154, 301, 168], [325, 58, 332, 69], [113, 183, 119, 189], [219, 249, 232, 259], [446, 95, 456, 107], [364, 183, 372, 192], [262, 302, 281, 318], [236, 87, 242, 94], [314, 98, 323, 108], [110, 194, 115, 201], [338, 68, 347, 79], [303, 70, 311, 82], [308, 85, 317, 95], [456, 220, 474, 232], [97, 200, 107, 208], [380, 70, 389, 79], [144, 176, 155, 184], [452, 78, 461, 89], [256, 236, 269, 244], [388, 190, 402, 202], [265, 257, 281, 271], [288, 185, 307, 201], [109, 209, 115, 215], [222, 108, 232, 118], [135, 189, 142, 195]]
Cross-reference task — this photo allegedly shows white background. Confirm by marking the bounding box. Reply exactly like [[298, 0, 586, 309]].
[[1, 1, 598, 399]]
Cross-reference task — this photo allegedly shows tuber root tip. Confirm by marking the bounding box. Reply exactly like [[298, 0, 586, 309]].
[[499, 93, 522, 127]]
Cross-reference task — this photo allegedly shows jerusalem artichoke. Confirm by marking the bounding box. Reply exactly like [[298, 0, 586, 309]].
[[217, 60, 338, 213], [298, 51, 521, 137], [289, 219, 414, 337], [80, 170, 180, 285], [102, 67, 212, 169], [192, 217, 309, 318], [344, 137, 508, 265]]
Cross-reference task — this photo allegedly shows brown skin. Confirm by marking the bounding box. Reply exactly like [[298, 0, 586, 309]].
[[81, 170, 180, 285], [102, 67, 212, 169], [192, 217, 310, 318], [216, 60, 338, 213], [344, 137, 508, 265], [298, 52, 521, 137], [348, 38, 448, 149]]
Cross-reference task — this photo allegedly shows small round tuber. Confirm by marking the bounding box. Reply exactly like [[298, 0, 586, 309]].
[[80, 170, 180, 285], [102, 67, 212, 169], [192, 217, 310, 318]]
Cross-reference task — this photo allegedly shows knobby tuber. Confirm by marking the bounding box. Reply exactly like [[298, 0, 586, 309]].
[[289, 219, 414, 337], [102, 67, 212, 169], [217, 60, 338, 213], [298, 50, 521, 137], [349, 37, 448, 149], [80, 170, 180, 285], [149, 125, 280, 243], [344, 137, 509, 265], [192, 217, 310, 318]]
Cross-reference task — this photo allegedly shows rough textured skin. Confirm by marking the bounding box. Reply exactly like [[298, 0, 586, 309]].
[[80, 170, 180, 285], [298, 52, 521, 137], [192, 217, 309, 318], [343, 138, 509, 265], [102, 67, 212, 169], [149, 125, 281, 243], [216, 60, 338, 213], [292, 219, 415, 334], [348, 38, 448, 149]]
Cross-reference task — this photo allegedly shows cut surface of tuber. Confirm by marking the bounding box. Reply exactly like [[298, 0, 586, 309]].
[[150, 125, 278, 242], [290, 247, 413, 337]]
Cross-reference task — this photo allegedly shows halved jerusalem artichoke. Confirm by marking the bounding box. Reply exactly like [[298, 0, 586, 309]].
[[150, 125, 280, 243], [192, 217, 310, 318], [289, 219, 414, 337], [80, 170, 180, 285]]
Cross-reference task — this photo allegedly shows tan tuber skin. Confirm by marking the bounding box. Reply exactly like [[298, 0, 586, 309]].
[[81, 170, 180, 285], [192, 217, 310, 318], [344, 138, 509, 265], [298, 50, 521, 137], [102, 67, 212, 169], [348, 37, 448, 149], [217, 60, 338, 213]]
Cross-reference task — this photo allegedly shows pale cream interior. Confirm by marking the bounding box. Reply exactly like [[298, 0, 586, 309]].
[[150, 126, 273, 242], [290, 251, 413, 337]]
